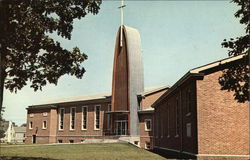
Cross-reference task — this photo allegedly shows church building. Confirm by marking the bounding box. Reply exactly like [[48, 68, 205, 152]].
[[25, 26, 168, 149], [25, 26, 249, 158]]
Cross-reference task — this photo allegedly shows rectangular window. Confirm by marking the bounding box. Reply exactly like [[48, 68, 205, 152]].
[[167, 105, 170, 137], [58, 140, 62, 143], [186, 123, 192, 137], [29, 121, 33, 129], [43, 112, 48, 117], [94, 105, 101, 130], [145, 142, 150, 149], [186, 90, 192, 114], [82, 106, 88, 130], [145, 119, 152, 131], [70, 107, 76, 130], [176, 98, 180, 137], [59, 108, 64, 130], [69, 140, 74, 143], [42, 121, 47, 129]]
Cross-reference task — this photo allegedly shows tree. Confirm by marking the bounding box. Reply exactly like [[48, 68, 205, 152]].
[[21, 123, 26, 127], [219, 0, 249, 103], [0, 0, 102, 114], [0, 106, 5, 138]]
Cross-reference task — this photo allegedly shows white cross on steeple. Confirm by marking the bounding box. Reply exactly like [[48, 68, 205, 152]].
[[118, 0, 126, 47]]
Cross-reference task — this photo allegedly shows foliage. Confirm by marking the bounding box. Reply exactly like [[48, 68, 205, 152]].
[[21, 123, 26, 127], [0, 0, 102, 113], [219, 0, 249, 102]]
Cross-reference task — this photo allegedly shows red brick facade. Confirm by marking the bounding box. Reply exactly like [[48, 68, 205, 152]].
[[152, 56, 249, 158]]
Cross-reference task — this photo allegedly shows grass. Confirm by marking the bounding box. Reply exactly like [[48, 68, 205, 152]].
[[0, 143, 167, 160]]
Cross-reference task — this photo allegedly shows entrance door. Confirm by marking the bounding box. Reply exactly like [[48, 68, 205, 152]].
[[32, 135, 36, 144], [115, 120, 128, 135]]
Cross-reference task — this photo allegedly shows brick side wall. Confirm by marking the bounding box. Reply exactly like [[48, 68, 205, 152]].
[[56, 102, 110, 143], [139, 114, 153, 149], [25, 108, 51, 144], [153, 81, 198, 154], [196, 71, 249, 155]]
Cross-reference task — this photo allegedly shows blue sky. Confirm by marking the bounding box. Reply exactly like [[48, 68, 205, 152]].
[[3, 1, 245, 125]]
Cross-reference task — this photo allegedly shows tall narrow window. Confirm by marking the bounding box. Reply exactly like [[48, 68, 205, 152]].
[[95, 105, 100, 130], [82, 106, 88, 130], [167, 104, 170, 137], [176, 98, 180, 137], [42, 121, 47, 129], [107, 104, 111, 130], [145, 119, 152, 131], [187, 90, 192, 114], [29, 121, 33, 129], [70, 107, 76, 130], [59, 108, 64, 130]]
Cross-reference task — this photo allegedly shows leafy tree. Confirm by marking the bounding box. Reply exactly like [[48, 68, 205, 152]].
[[21, 123, 26, 127], [219, 0, 249, 103], [0, 0, 102, 114], [0, 106, 5, 138]]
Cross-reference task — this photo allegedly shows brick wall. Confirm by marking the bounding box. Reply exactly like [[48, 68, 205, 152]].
[[196, 71, 249, 155], [139, 113, 153, 149]]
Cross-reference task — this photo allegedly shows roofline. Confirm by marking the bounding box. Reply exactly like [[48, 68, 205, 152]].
[[139, 86, 170, 97], [190, 54, 246, 73], [152, 54, 247, 108], [27, 97, 111, 110]]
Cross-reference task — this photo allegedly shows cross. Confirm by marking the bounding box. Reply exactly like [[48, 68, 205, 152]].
[[118, 0, 126, 47]]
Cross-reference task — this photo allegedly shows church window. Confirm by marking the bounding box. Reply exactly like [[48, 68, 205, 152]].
[[42, 121, 47, 129], [29, 121, 33, 129], [145, 119, 152, 131], [82, 106, 88, 130], [70, 107, 76, 130], [59, 108, 64, 130], [186, 123, 192, 137], [175, 98, 180, 137], [94, 105, 101, 130]]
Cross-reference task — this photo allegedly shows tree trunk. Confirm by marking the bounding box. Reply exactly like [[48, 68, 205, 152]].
[[0, 1, 8, 116]]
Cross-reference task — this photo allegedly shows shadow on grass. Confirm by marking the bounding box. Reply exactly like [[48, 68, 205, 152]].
[[0, 157, 58, 160], [150, 148, 196, 159]]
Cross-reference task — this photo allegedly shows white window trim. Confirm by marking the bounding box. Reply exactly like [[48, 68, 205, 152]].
[[42, 120, 47, 129], [145, 119, 152, 131], [43, 112, 48, 117], [29, 114, 34, 118], [70, 107, 76, 130], [29, 121, 33, 129], [145, 142, 150, 150], [58, 108, 65, 130], [81, 106, 88, 130], [94, 105, 101, 130]]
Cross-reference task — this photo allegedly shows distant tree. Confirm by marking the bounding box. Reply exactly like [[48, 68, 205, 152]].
[[219, 0, 249, 103], [21, 123, 26, 127], [0, 0, 102, 114]]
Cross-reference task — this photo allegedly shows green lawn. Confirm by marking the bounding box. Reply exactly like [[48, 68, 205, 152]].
[[0, 143, 167, 160]]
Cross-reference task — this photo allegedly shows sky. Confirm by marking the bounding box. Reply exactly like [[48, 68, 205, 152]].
[[3, 1, 246, 125]]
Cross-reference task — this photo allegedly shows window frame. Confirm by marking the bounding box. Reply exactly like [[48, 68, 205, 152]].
[[81, 106, 88, 130], [94, 105, 101, 130], [42, 120, 47, 129], [70, 107, 76, 130], [29, 121, 33, 129], [186, 123, 192, 137], [58, 108, 65, 130], [145, 119, 152, 131]]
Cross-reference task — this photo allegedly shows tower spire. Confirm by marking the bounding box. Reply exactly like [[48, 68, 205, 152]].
[[118, 0, 126, 47]]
